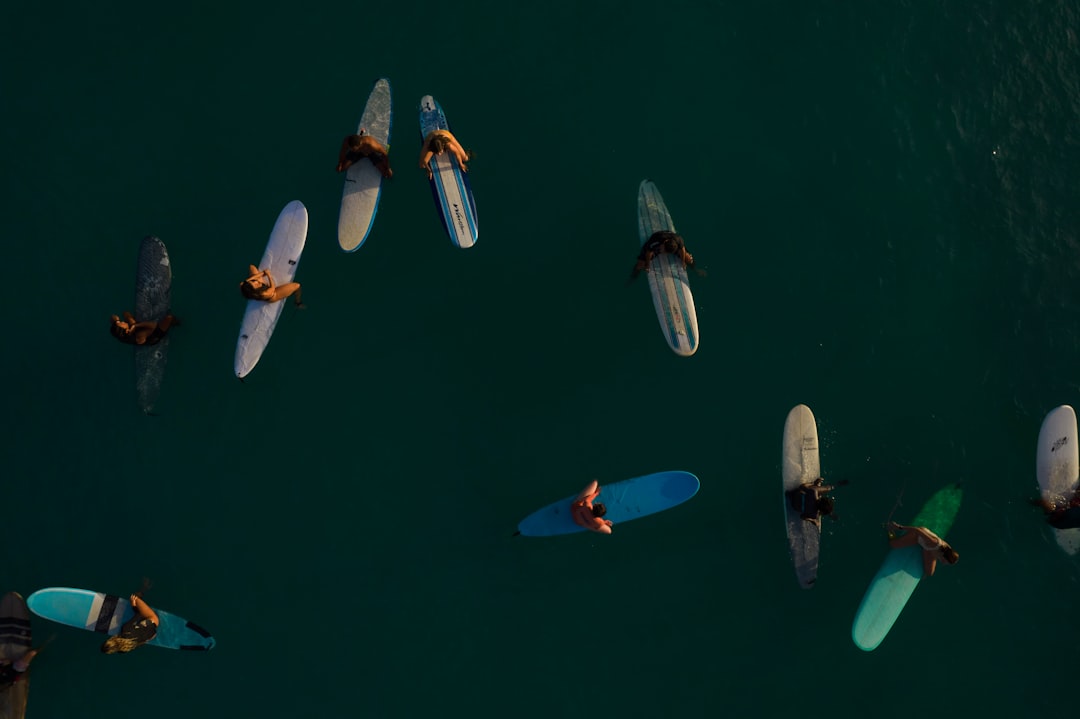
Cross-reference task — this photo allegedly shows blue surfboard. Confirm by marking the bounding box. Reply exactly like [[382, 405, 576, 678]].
[[516, 471, 700, 537], [27, 588, 215, 651], [419, 95, 478, 248]]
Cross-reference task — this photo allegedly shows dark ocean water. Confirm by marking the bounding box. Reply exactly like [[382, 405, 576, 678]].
[[5, 1, 1080, 717]]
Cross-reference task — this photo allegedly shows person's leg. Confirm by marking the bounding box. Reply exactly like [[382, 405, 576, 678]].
[[889, 532, 919, 549]]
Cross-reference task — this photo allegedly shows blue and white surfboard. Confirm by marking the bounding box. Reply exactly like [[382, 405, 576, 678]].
[[419, 95, 478, 248]]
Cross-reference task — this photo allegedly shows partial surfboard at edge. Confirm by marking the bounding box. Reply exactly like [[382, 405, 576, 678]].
[[0, 592, 31, 719], [1036, 405, 1080, 554]]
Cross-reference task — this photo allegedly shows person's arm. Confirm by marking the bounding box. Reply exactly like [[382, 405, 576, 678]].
[[131, 595, 159, 626], [447, 139, 469, 171], [576, 480, 599, 503], [123, 311, 136, 324], [336, 137, 353, 172]]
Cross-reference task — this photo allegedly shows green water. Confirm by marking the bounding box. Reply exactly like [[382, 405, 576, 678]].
[[5, 1, 1080, 717]]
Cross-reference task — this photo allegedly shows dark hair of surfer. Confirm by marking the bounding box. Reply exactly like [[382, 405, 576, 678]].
[[592, 503, 607, 518], [942, 545, 959, 564], [430, 134, 449, 153]]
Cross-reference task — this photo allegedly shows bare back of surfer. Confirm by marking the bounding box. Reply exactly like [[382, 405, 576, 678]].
[[336, 130, 393, 178], [571, 480, 613, 534]]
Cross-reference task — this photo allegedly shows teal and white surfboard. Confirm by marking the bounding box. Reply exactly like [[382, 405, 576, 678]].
[[27, 588, 215, 651]]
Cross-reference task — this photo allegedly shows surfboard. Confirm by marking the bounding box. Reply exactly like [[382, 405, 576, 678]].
[[1036, 405, 1080, 554], [637, 180, 699, 357], [516, 471, 700, 537], [851, 484, 963, 651], [0, 592, 31, 719], [134, 235, 172, 414], [338, 78, 393, 252], [235, 200, 308, 379], [782, 404, 822, 589], [26, 588, 215, 651], [419, 95, 478, 248]]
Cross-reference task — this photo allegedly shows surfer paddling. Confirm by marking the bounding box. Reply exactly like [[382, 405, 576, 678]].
[[100, 589, 159, 655], [240, 265, 304, 307], [629, 231, 705, 281], [0, 647, 39, 688], [110, 311, 178, 346], [336, 129, 393, 178], [571, 480, 613, 534], [419, 129, 470, 180], [1032, 493, 1080, 529], [786, 478, 844, 527], [887, 522, 959, 577]]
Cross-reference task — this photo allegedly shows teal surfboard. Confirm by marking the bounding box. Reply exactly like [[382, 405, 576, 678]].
[[27, 588, 215, 651], [516, 471, 700, 537], [851, 484, 963, 651], [0, 592, 31, 719]]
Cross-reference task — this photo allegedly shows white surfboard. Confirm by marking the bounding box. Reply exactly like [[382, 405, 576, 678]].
[[636, 180, 699, 356], [782, 404, 822, 588], [338, 78, 392, 252], [235, 201, 308, 379], [1036, 405, 1080, 554]]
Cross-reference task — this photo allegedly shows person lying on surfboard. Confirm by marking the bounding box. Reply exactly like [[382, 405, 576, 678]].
[[571, 480, 613, 534], [101, 593, 159, 655], [336, 130, 393, 178], [629, 231, 706, 281], [110, 311, 178, 346], [419, 129, 469, 180], [0, 646, 39, 688], [240, 265, 304, 307], [1032, 493, 1080, 529], [786, 478, 842, 527], [887, 522, 959, 577]]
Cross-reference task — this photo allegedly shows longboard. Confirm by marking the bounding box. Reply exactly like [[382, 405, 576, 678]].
[[1036, 405, 1080, 554], [26, 588, 215, 651], [637, 180, 699, 356], [419, 95, 478, 248], [782, 404, 822, 589], [338, 78, 393, 252], [516, 471, 700, 537], [134, 236, 172, 414], [0, 592, 31, 719], [851, 484, 963, 651], [235, 201, 308, 379]]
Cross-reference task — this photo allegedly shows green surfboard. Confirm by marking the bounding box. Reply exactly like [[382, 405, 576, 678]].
[[851, 484, 963, 651]]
